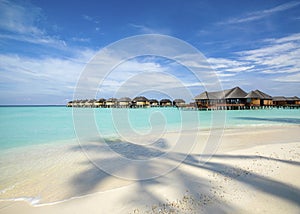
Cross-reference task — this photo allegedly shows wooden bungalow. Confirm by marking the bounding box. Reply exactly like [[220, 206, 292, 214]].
[[295, 97, 300, 105], [194, 91, 219, 109], [273, 96, 300, 107], [272, 96, 287, 106], [173, 99, 186, 107], [105, 98, 117, 108], [194, 86, 247, 110], [286, 96, 300, 106], [118, 97, 131, 108], [87, 99, 97, 108], [245, 90, 273, 107], [71, 100, 80, 107], [94, 98, 106, 108], [224, 87, 247, 106], [132, 96, 150, 107], [245, 91, 261, 106], [79, 99, 87, 107], [67, 101, 73, 107], [149, 99, 159, 107], [160, 99, 172, 107], [253, 90, 273, 106]]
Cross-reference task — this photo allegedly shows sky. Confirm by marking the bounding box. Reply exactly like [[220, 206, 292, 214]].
[[0, 0, 300, 104]]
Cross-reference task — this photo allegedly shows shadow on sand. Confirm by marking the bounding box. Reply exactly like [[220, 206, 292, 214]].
[[68, 138, 300, 213]]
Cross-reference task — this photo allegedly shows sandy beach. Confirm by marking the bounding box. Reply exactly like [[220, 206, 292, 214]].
[[0, 125, 299, 214]]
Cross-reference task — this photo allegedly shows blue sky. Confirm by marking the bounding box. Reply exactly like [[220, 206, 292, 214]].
[[0, 0, 300, 104]]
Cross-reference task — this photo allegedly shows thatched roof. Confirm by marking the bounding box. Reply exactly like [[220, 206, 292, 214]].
[[273, 96, 299, 101], [195, 86, 247, 100], [107, 98, 117, 102], [286, 96, 300, 101], [245, 91, 261, 99], [160, 99, 172, 103], [118, 97, 131, 102], [133, 96, 149, 102], [225, 87, 247, 98], [98, 98, 106, 102], [149, 99, 159, 103], [195, 91, 225, 99], [254, 90, 272, 99], [194, 91, 209, 100], [173, 99, 185, 103], [272, 96, 286, 101]]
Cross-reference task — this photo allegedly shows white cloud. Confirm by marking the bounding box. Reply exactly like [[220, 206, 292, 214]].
[[208, 33, 300, 76], [0, 0, 42, 35], [274, 73, 300, 83], [0, 50, 96, 101], [82, 14, 100, 24], [264, 33, 300, 44], [0, 0, 66, 47], [129, 23, 171, 34], [72, 53, 208, 101], [220, 1, 300, 24], [197, 33, 300, 91], [71, 37, 90, 42], [236, 35, 300, 75], [207, 58, 252, 73]]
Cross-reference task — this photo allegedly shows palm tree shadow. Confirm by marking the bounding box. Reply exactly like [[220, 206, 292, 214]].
[[68, 137, 300, 212]]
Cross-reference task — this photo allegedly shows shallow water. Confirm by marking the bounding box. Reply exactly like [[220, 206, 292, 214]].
[[0, 106, 299, 150]]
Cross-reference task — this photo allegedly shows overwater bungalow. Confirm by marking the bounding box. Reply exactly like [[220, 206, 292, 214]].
[[79, 99, 87, 107], [118, 97, 131, 108], [86, 99, 96, 108], [67, 101, 73, 107], [106, 98, 117, 108], [286, 96, 300, 106], [195, 86, 247, 110], [132, 96, 150, 107], [173, 99, 186, 107], [245, 90, 273, 107], [253, 90, 273, 106], [149, 99, 159, 107], [160, 99, 172, 107], [66, 87, 299, 110], [70, 100, 79, 107], [93, 98, 106, 108], [273, 96, 300, 107]]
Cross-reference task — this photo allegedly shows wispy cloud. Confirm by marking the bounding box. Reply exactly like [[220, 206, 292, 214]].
[[0, 49, 97, 104], [82, 14, 100, 24], [0, 0, 65, 47], [204, 33, 300, 90], [219, 1, 300, 25], [71, 37, 90, 42], [207, 58, 253, 73], [236, 35, 300, 75], [129, 23, 171, 34], [82, 14, 101, 33], [274, 72, 300, 83]]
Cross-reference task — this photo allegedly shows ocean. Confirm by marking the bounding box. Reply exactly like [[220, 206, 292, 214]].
[[0, 106, 299, 150]]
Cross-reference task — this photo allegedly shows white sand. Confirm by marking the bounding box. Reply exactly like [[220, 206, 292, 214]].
[[0, 125, 299, 214]]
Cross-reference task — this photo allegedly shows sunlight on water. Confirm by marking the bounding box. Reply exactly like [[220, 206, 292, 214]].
[[0, 107, 299, 150]]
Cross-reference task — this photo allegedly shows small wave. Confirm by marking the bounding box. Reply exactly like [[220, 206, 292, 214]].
[[0, 185, 16, 194], [0, 196, 40, 206]]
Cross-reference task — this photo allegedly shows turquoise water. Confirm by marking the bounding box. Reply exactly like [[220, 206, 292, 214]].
[[0, 107, 299, 150]]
